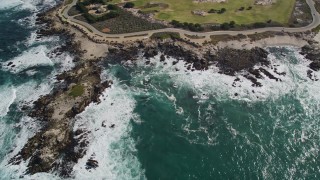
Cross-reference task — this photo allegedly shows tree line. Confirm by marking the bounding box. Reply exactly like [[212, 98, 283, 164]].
[[76, 0, 120, 23]]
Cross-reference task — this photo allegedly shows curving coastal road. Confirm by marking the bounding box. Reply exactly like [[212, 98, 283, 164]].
[[59, 0, 320, 42]]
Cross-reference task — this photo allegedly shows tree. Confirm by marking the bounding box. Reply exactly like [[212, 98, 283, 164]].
[[229, 21, 235, 28], [218, 8, 226, 14], [124, 2, 135, 8], [208, 9, 217, 13], [107, 4, 118, 10], [220, 22, 230, 30]]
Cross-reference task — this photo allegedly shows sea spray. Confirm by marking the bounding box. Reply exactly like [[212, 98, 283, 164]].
[[72, 79, 145, 179], [0, 0, 76, 178], [104, 46, 320, 179]]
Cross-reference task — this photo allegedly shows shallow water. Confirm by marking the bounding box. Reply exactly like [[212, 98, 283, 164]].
[[0, 0, 320, 179]]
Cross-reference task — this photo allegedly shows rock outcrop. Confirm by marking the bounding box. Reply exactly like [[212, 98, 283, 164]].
[[10, 60, 112, 176], [300, 45, 320, 71]]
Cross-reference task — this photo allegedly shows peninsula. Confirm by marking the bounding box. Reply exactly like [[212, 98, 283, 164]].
[[7, 0, 320, 177]]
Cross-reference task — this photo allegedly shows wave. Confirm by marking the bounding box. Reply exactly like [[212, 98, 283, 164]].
[[72, 79, 145, 179], [0, 80, 57, 178], [130, 46, 319, 103], [2, 45, 53, 73], [105, 46, 320, 179], [2, 44, 74, 74], [125, 46, 320, 178], [0, 86, 16, 117], [0, 0, 58, 11]]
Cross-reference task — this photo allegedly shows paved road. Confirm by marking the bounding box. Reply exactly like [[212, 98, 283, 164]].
[[60, 0, 320, 41]]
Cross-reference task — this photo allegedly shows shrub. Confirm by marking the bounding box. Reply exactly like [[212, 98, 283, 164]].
[[69, 85, 85, 98], [220, 22, 230, 30], [124, 2, 135, 8], [170, 20, 204, 32], [208, 9, 218, 13], [229, 21, 235, 28], [219, 8, 226, 14], [253, 22, 267, 28], [107, 4, 118, 10]]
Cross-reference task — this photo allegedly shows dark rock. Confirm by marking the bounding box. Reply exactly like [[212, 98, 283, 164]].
[[7, 62, 13, 66], [259, 68, 280, 81], [143, 48, 158, 59], [307, 69, 318, 81], [102, 121, 107, 127], [249, 68, 262, 79], [210, 47, 269, 76], [86, 159, 99, 169], [172, 61, 179, 65], [244, 74, 262, 87], [160, 54, 165, 62], [309, 61, 320, 71]]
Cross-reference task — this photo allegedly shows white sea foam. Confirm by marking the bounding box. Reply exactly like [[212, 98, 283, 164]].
[[133, 46, 319, 103], [0, 116, 60, 180], [2, 45, 53, 73], [2, 44, 74, 74], [0, 86, 16, 117], [0, 77, 73, 179], [72, 80, 145, 179], [0, 0, 57, 11], [128, 46, 320, 150], [0, 48, 74, 179]]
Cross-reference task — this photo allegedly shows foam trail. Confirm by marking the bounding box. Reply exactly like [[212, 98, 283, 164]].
[[2, 44, 74, 74], [2, 45, 53, 73], [72, 80, 145, 179], [0, 116, 60, 179], [0, 79, 61, 179], [131, 47, 317, 102], [0, 0, 57, 11], [0, 86, 16, 117]]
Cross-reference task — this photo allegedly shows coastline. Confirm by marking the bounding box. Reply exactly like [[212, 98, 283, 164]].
[[8, 1, 320, 177]]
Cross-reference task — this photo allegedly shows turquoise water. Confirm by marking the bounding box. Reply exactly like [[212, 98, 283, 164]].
[[104, 50, 320, 179], [0, 1, 320, 179]]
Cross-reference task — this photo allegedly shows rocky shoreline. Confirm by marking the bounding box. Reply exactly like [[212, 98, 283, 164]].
[[9, 2, 320, 178], [9, 5, 112, 177], [107, 40, 281, 87]]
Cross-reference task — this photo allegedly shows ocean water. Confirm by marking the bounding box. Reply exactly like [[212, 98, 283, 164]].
[[0, 0, 320, 179]]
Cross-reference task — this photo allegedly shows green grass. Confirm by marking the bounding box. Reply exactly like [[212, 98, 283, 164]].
[[312, 25, 320, 32], [69, 84, 85, 98], [130, 0, 296, 25], [64, 0, 73, 5], [107, 0, 122, 4]]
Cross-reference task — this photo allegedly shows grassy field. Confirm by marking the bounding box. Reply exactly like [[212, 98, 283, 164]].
[[130, 0, 296, 25]]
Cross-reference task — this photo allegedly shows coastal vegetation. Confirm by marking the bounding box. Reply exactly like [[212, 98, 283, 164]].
[[75, 8, 166, 34], [170, 20, 204, 32], [76, 0, 120, 23], [130, 0, 296, 25], [289, 0, 313, 27], [123, 2, 135, 8], [67, 0, 313, 34], [69, 84, 85, 97]]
